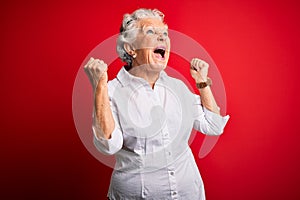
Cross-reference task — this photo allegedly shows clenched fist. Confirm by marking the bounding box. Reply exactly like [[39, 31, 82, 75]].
[[84, 57, 108, 91], [190, 58, 209, 83]]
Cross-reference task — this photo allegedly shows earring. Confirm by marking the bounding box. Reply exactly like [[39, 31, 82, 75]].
[[132, 54, 137, 58]]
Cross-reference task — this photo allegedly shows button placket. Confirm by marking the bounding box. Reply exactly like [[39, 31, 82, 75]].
[[141, 171, 146, 198], [162, 126, 170, 140], [171, 190, 179, 199], [161, 124, 178, 200]]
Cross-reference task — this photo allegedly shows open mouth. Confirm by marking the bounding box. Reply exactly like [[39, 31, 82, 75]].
[[153, 47, 166, 59]]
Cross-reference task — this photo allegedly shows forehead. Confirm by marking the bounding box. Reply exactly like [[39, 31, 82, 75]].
[[137, 18, 168, 29]]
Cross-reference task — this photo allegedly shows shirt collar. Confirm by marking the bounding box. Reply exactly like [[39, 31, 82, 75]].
[[117, 67, 168, 87]]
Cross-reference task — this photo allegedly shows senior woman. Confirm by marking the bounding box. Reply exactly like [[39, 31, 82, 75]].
[[84, 8, 229, 200]]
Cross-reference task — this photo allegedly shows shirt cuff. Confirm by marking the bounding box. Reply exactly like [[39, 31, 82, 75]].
[[203, 107, 230, 135], [93, 125, 123, 155]]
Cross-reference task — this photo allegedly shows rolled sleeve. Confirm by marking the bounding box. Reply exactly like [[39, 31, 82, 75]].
[[92, 88, 123, 155], [202, 107, 230, 135], [193, 94, 230, 136], [93, 124, 123, 155]]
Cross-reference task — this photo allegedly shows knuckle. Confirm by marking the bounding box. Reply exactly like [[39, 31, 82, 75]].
[[86, 66, 92, 71], [92, 65, 97, 70]]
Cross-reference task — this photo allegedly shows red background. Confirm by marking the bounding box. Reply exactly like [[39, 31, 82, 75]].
[[1, 0, 300, 199]]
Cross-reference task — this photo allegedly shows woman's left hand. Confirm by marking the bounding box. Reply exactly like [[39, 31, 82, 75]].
[[190, 58, 209, 83]]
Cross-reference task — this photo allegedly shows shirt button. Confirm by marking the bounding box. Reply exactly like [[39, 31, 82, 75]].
[[143, 190, 147, 196], [172, 191, 177, 195], [170, 171, 174, 175], [168, 152, 171, 156]]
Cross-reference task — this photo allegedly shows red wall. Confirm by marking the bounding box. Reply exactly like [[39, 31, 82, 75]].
[[1, 0, 300, 199]]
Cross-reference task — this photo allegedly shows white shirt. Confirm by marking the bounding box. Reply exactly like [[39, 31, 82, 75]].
[[93, 67, 229, 200]]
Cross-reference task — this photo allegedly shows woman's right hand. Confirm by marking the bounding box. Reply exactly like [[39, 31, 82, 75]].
[[84, 57, 115, 140], [84, 57, 108, 91]]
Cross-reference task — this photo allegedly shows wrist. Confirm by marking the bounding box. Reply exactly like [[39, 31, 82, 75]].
[[196, 77, 212, 89], [96, 81, 108, 90], [95, 83, 108, 100], [195, 76, 208, 82]]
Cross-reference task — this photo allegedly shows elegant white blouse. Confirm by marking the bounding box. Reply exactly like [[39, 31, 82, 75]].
[[93, 67, 229, 200]]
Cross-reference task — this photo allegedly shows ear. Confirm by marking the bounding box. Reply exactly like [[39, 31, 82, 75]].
[[124, 43, 135, 56]]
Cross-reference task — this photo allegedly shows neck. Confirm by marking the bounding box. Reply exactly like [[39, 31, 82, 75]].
[[128, 64, 161, 89]]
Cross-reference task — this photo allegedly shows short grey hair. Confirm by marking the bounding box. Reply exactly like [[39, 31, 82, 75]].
[[117, 8, 165, 67]]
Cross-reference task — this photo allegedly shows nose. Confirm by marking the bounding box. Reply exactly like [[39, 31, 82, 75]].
[[157, 33, 166, 41]]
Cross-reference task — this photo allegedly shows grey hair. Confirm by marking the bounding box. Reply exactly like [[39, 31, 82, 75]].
[[117, 8, 165, 67]]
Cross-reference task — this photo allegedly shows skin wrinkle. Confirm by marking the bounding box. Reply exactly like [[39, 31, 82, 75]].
[[82, 9, 229, 200], [127, 18, 170, 89], [85, 10, 222, 142]]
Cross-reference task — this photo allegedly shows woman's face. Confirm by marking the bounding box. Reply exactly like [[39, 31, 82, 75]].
[[131, 18, 170, 72]]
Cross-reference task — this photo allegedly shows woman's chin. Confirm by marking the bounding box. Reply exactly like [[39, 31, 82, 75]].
[[149, 62, 167, 71], [150, 59, 168, 70]]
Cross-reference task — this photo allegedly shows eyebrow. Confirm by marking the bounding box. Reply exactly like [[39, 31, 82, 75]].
[[141, 24, 168, 31]]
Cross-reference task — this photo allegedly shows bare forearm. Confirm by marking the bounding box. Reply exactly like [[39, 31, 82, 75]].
[[94, 83, 115, 139], [198, 86, 220, 115], [189, 58, 221, 115]]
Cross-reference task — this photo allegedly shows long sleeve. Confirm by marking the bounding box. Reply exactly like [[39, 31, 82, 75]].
[[192, 94, 230, 135]]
